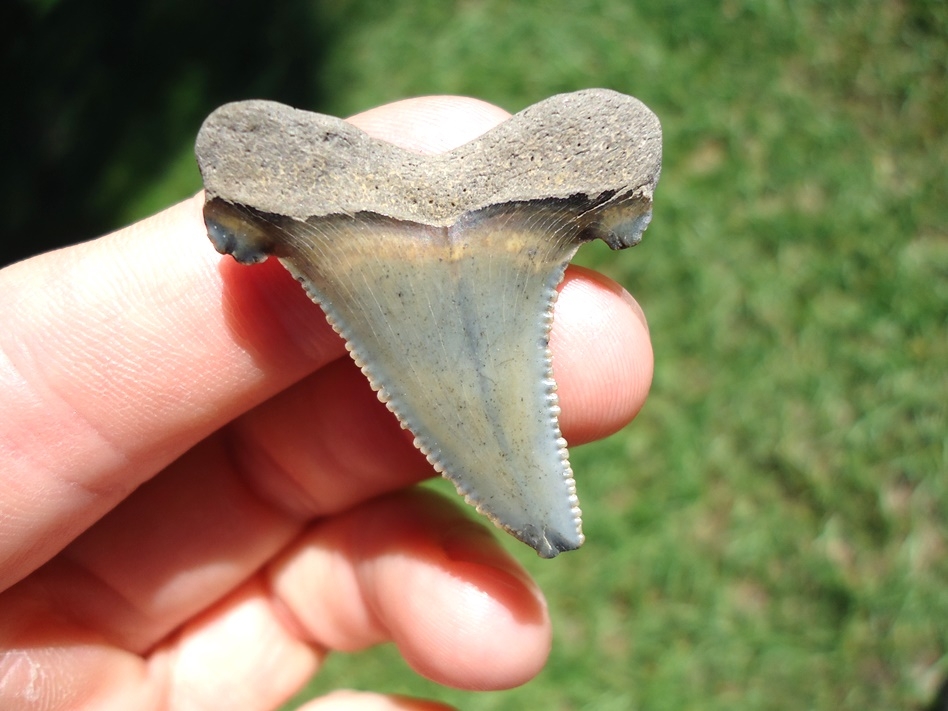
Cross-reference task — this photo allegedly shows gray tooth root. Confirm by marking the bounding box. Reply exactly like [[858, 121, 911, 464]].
[[195, 89, 662, 558]]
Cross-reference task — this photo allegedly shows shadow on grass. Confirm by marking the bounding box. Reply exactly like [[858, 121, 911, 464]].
[[1, 0, 334, 267]]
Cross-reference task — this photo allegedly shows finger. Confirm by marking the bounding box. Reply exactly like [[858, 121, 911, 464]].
[[0, 196, 340, 593], [268, 489, 550, 691], [348, 95, 511, 154], [0, 576, 316, 711], [2, 492, 543, 709], [23, 433, 303, 653], [0, 96, 513, 591], [299, 691, 455, 711], [157, 577, 318, 711], [24, 262, 651, 652], [0, 576, 159, 710], [553, 265, 653, 442]]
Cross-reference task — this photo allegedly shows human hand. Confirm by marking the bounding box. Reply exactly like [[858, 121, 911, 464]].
[[0, 96, 654, 710]]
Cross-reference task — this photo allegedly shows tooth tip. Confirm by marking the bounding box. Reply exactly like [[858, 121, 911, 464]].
[[519, 524, 584, 558]]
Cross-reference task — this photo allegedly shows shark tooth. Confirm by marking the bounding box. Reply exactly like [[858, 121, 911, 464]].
[[195, 89, 662, 558]]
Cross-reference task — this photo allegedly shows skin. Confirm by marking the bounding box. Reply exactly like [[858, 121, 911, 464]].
[[0, 96, 654, 711]]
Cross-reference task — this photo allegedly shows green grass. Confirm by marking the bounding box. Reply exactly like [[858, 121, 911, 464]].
[[278, 2, 947, 709], [17, 0, 943, 708]]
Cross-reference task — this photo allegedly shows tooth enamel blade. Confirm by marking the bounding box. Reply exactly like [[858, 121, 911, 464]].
[[271, 205, 586, 557]]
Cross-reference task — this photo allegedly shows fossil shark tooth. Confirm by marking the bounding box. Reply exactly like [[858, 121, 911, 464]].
[[195, 89, 662, 558]]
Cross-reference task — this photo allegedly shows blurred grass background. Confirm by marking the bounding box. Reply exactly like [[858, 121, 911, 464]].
[[5, 0, 946, 709]]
